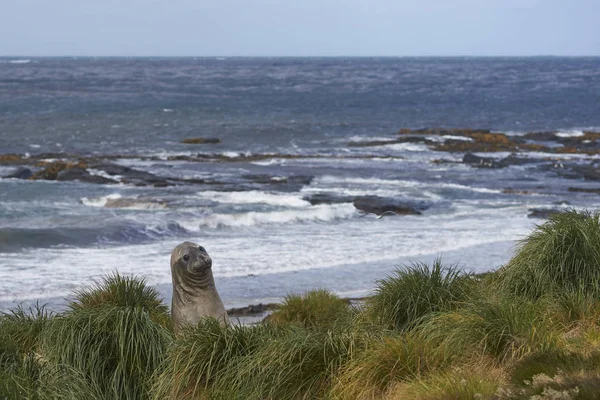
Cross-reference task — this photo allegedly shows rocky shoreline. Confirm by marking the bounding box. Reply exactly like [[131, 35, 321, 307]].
[[3, 128, 600, 219]]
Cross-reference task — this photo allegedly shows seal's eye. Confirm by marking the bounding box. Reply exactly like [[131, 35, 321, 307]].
[[199, 246, 206, 253], [182, 254, 190, 262]]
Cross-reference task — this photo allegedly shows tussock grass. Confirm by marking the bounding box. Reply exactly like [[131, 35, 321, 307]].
[[42, 306, 170, 400], [71, 272, 171, 329], [418, 297, 560, 360], [40, 273, 172, 400], [366, 259, 474, 330], [214, 325, 366, 399], [270, 289, 354, 329], [0, 303, 49, 356], [387, 357, 505, 400], [0, 305, 100, 399], [151, 318, 281, 399], [499, 210, 600, 299], [330, 332, 453, 399], [0, 359, 102, 400]]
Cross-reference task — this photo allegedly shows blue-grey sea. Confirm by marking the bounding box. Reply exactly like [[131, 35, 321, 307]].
[[1, 57, 600, 310]]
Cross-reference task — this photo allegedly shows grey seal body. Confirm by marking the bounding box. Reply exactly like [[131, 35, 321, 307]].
[[170, 241, 229, 329]]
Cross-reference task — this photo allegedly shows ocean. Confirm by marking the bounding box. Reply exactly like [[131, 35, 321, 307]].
[[1, 56, 600, 311]]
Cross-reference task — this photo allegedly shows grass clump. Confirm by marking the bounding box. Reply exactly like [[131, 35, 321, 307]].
[[216, 325, 365, 400], [0, 304, 98, 399], [330, 332, 452, 399], [71, 272, 171, 329], [388, 358, 505, 400], [152, 318, 280, 399], [0, 304, 50, 356], [40, 274, 172, 400], [419, 297, 560, 360], [366, 259, 474, 330], [499, 210, 600, 299], [270, 289, 354, 329]]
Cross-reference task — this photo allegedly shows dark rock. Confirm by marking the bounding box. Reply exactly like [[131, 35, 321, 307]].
[[303, 193, 356, 205], [549, 163, 600, 181], [527, 208, 565, 219], [568, 187, 600, 194], [57, 167, 117, 184], [91, 163, 171, 186], [348, 136, 431, 147], [242, 174, 313, 186], [181, 137, 221, 144], [500, 154, 540, 166], [462, 153, 504, 168], [30, 161, 88, 181], [523, 131, 558, 141], [4, 167, 33, 179], [353, 196, 427, 216]]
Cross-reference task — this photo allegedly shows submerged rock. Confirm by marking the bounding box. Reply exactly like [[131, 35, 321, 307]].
[[568, 187, 600, 194], [462, 153, 504, 168], [4, 167, 33, 179], [57, 167, 117, 184], [91, 163, 171, 187], [181, 137, 221, 144], [352, 196, 427, 216], [303, 193, 355, 205]]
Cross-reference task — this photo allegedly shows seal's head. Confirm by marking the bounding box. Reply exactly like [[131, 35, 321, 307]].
[[170, 241, 212, 277]]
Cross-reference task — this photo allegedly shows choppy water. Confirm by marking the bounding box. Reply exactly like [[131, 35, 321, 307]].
[[1, 57, 600, 310]]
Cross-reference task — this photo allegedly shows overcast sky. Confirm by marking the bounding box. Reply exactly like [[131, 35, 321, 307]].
[[2, 0, 599, 56]]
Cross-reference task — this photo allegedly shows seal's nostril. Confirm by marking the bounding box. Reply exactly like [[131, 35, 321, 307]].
[[199, 246, 206, 253]]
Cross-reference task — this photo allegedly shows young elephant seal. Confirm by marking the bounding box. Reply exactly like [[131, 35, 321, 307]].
[[170, 241, 229, 329]]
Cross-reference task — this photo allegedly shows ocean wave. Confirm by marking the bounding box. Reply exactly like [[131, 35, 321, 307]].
[[314, 176, 501, 195], [181, 204, 356, 229], [316, 176, 421, 187], [556, 130, 584, 138], [81, 193, 122, 207], [0, 222, 187, 253], [381, 143, 429, 152], [193, 190, 310, 208], [438, 183, 503, 194], [81, 193, 167, 210]]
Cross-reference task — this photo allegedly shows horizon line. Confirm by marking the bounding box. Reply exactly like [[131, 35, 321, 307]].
[[1, 54, 600, 59]]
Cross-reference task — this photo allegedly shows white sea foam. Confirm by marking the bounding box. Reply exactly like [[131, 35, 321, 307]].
[[81, 193, 122, 207], [9, 59, 31, 64], [0, 205, 535, 307], [556, 130, 584, 138], [442, 135, 474, 141], [87, 168, 121, 181], [181, 204, 356, 229], [438, 183, 503, 194], [382, 143, 429, 152], [251, 159, 286, 166], [316, 176, 420, 187], [194, 190, 311, 208]]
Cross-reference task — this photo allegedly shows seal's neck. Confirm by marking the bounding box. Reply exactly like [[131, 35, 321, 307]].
[[172, 269, 218, 304]]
